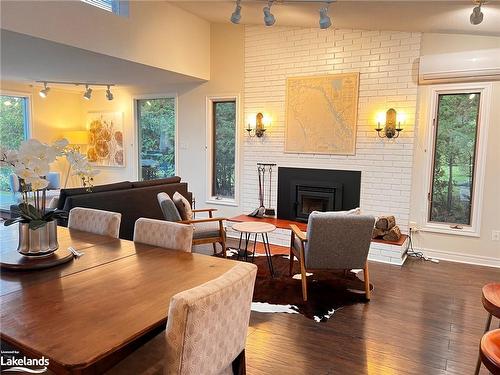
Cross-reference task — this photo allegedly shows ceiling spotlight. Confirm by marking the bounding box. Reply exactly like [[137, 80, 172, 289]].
[[105, 85, 114, 101], [231, 0, 242, 24], [470, 1, 485, 25], [319, 6, 332, 29], [39, 82, 50, 98], [263, 0, 275, 26], [83, 85, 92, 100]]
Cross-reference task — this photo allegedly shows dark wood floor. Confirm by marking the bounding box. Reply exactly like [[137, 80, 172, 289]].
[[243, 255, 499, 375]]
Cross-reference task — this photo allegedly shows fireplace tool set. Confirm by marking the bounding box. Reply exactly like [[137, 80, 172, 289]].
[[248, 163, 277, 218]]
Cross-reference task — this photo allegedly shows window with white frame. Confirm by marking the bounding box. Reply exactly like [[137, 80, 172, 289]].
[[425, 83, 491, 235], [207, 97, 238, 203], [81, 0, 129, 16]]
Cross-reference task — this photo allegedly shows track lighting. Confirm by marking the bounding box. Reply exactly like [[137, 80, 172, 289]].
[[319, 6, 332, 29], [105, 85, 114, 101], [39, 82, 50, 98], [470, 1, 485, 25], [83, 85, 92, 100], [35, 81, 115, 101], [231, 0, 242, 24], [263, 0, 275, 26]]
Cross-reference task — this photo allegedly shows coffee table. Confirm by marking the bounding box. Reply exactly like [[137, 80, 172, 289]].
[[232, 221, 275, 277]]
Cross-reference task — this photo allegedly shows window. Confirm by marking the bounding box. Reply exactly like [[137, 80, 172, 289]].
[[0, 94, 30, 210], [208, 97, 238, 203], [81, 0, 129, 16], [136, 97, 176, 181], [425, 83, 491, 236]]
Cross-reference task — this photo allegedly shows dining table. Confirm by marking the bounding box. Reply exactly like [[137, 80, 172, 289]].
[[0, 224, 237, 374]]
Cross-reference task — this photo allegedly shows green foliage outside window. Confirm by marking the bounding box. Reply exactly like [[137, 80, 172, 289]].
[[0, 96, 28, 191], [213, 101, 236, 199], [137, 98, 175, 180], [430, 93, 480, 225]]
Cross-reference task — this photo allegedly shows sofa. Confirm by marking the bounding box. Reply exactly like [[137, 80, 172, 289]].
[[56, 177, 192, 240]]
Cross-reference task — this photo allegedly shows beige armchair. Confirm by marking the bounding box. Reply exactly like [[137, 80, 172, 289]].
[[290, 211, 375, 302], [157, 193, 227, 257]]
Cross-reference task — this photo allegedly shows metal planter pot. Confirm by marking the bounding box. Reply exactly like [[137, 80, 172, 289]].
[[17, 220, 59, 256]]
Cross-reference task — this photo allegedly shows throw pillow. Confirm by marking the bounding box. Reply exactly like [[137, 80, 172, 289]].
[[157, 192, 182, 222], [173, 192, 193, 221]]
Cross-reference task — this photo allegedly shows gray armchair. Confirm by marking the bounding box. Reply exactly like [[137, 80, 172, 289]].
[[157, 192, 227, 257], [289, 211, 376, 301]]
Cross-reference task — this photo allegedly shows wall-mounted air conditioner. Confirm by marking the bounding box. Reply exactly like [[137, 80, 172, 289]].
[[419, 48, 500, 84]]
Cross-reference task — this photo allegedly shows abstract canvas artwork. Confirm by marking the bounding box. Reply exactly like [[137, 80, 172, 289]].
[[86, 112, 125, 167], [285, 73, 359, 155]]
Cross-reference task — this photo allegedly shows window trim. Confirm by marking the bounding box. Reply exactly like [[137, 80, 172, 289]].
[[0, 90, 32, 141], [206, 95, 240, 206], [133, 94, 178, 181], [421, 82, 491, 237]]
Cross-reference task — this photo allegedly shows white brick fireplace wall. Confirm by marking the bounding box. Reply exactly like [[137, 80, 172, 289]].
[[234, 26, 421, 265]]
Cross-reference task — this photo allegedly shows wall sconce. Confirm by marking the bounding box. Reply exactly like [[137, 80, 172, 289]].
[[375, 108, 404, 139], [246, 112, 268, 138]]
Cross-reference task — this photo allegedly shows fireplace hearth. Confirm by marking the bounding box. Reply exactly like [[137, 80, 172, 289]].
[[277, 167, 361, 222]]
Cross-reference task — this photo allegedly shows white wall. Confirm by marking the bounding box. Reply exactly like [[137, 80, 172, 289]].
[[240, 26, 421, 243], [16, 24, 245, 200], [0, 0, 210, 80], [410, 34, 500, 266]]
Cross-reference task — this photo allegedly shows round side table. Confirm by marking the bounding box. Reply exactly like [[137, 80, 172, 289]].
[[232, 222, 276, 277]]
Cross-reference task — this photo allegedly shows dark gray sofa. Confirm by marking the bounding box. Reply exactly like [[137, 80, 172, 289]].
[[57, 177, 192, 240]]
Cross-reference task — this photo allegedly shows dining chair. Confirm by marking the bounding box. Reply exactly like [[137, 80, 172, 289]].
[[68, 207, 121, 238], [133, 217, 194, 252], [290, 211, 375, 302], [157, 192, 227, 257], [105, 262, 257, 375]]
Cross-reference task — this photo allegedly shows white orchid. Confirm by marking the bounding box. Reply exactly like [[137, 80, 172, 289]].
[[0, 137, 99, 224]]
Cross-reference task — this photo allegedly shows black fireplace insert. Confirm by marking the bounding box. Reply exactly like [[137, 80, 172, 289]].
[[277, 167, 361, 222]]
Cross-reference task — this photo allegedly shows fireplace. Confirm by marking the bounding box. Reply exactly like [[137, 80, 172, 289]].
[[277, 167, 361, 222], [295, 185, 340, 221]]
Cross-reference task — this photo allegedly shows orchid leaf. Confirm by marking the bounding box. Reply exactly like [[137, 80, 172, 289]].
[[3, 217, 26, 226], [28, 220, 47, 230]]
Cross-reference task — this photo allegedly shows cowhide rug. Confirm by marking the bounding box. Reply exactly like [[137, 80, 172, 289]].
[[231, 253, 372, 322]]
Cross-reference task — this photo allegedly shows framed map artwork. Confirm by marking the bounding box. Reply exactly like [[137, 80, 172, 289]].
[[285, 73, 359, 155], [86, 112, 125, 167]]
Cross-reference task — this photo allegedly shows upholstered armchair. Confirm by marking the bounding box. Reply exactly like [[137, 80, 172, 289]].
[[157, 192, 227, 257], [289, 211, 376, 302]]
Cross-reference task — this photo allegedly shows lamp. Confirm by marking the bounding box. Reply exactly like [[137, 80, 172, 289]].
[[246, 113, 268, 138], [470, 0, 485, 25], [263, 0, 275, 26], [83, 85, 92, 100], [63, 130, 88, 149], [375, 108, 404, 139], [319, 5, 332, 29], [39, 82, 50, 98], [231, 0, 242, 24], [62, 130, 88, 187]]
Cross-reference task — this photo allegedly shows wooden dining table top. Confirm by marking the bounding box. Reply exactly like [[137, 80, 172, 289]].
[[0, 225, 238, 374]]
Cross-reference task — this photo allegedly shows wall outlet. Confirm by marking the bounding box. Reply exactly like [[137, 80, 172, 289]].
[[492, 230, 500, 241], [409, 221, 421, 232]]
